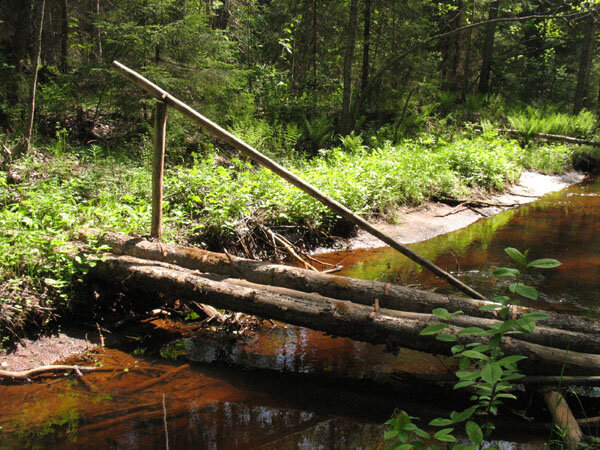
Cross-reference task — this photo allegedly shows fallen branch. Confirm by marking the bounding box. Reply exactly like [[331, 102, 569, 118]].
[[0, 365, 98, 381], [540, 388, 584, 449]]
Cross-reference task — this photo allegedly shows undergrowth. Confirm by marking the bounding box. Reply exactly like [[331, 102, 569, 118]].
[[0, 131, 592, 342]]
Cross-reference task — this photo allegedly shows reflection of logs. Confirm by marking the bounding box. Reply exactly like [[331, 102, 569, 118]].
[[93, 255, 600, 375], [94, 232, 600, 337]]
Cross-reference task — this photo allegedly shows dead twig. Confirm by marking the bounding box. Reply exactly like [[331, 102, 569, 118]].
[[0, 365, 98, 382]]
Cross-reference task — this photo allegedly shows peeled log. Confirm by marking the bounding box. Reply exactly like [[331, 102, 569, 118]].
[[94, 232, 600, 337], [92, 255, 600, 375]]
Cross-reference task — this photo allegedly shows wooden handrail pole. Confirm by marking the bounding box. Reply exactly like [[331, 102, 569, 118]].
[[111, 60, 486, 300], [151, 101, 168, 239]]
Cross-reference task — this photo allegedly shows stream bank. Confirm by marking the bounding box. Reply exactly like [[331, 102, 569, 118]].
[[0, 170, 586, 371]]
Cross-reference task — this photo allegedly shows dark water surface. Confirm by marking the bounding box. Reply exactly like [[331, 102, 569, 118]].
[[1, 178, 597, 448]]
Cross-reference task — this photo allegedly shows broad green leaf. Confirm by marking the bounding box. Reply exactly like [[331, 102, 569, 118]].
[[504, 247, 526, 266], [413, 428, 430, 439], [496, 393, 517, 400], [453, 380, 475, 389], [451, 345, 465, 354], [492, 267, 520, 277], [384, 430, 399, 439], [481, 363, 502, 385], [460, 350, 489, 360], [429, 418, 453, 426], [434, 428, 457, 443], [436, 333, 458, 342], [497, 355, 527, 367], [432, 308, 451, 320], [450, 405, 477, 423], [527, 258, 561, 269], [465, 421, 483, 445], [515, 317, 535, 333], [458, 327, 485, 336], [522, 311, 549, 321], [479, 304, 502, 312], [509, 283, 538, 300], [420, 324, 448, 335], [455, 370, 479, 380]]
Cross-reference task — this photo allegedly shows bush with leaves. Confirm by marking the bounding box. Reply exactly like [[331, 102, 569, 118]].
[[385, 248, 561, 449]]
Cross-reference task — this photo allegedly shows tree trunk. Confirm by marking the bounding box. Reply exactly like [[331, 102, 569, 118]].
[[573, 14, 595, 114], [24, 0, 46, 154], [60, 0, 68, 73], [92, 232, 600, 339], [95, 0, 102, 62], [92, 254, 600, 375], [339, 0, 359, 136], [477, 0, 499, 95], [351, 0, 371, 125]]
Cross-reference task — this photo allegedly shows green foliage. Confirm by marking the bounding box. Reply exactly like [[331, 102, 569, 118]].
[[385, 248, 560, 449], [508, 107, 597, 138]]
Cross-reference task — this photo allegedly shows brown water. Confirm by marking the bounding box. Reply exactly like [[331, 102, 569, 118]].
[[317, 177, 600, 313], [1, 177, 597, 448]]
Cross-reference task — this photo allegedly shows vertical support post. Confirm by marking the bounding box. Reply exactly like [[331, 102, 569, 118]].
[[152, 102, 168, 239]]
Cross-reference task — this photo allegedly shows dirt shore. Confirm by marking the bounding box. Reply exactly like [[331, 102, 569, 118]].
[[0, 170, 585, 372]]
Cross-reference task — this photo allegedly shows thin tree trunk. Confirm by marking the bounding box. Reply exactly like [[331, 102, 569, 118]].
[[339, 0, 359, 135], [573, 14, 595, 113], [477, 0, 499, 94], [60, 0, 68, 73], [24, 0, 46, 154], [351, 0, 371, 124], [95, 0, 102, 62]]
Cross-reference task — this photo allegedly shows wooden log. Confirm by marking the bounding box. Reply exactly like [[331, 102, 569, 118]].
[[111, 60, 486, 301], [497, 127, 600, 147], [540, 388, 584, 449], [151, 102, 168, 239], [118, 255, 600, 355], [94, 232, 600, 338], [0, 365, 98, 381], [92, 254, 600, 375]]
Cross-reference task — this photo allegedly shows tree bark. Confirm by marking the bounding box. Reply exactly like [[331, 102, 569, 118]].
[[95, 0, 102, 62], [91, 232, 600, 340], [541, 388, 583, 449], [60, 0, 68, 73], [477, 0, 499, 95], [92, 254, 600, 375], [24, 0, 46, 154], [339, 0, 359, 135], [351, 0, 371, 124], [573, 14, 595, 114]]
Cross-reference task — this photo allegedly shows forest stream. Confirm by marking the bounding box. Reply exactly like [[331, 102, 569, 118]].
[[0, 177, 598, 449]]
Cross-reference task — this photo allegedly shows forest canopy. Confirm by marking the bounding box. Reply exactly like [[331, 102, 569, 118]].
[[0, 0, 598, 153]]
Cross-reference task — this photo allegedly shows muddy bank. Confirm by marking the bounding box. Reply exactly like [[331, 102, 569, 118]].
[[329, 170, 586, 251]]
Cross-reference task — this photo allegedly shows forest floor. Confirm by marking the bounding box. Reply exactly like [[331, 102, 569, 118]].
[[0, 169, 586, 372]]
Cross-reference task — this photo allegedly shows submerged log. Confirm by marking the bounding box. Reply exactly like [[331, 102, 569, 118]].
[[94, 232, 600, 338], [92, 254, 600, 375]]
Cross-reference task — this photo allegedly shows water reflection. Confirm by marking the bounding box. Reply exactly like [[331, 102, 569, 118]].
[[317, 177, 600, 312]]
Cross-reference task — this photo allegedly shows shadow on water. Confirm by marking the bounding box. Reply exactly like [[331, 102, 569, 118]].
[[2, 178, 597, 448]]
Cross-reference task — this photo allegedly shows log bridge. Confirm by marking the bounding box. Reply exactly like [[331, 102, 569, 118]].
[[102, 62, 596, 446]]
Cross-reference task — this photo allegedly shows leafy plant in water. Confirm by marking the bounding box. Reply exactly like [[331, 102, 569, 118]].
[[385, 247, 560, 449]]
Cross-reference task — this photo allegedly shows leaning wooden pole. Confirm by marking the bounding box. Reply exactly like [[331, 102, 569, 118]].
[[151, 102, 168, 239], [111, 60, 485, 300], [540, 388, 584, 449]]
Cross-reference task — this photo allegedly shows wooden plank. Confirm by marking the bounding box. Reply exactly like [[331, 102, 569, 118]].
[[111, 60, 485, 300]]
